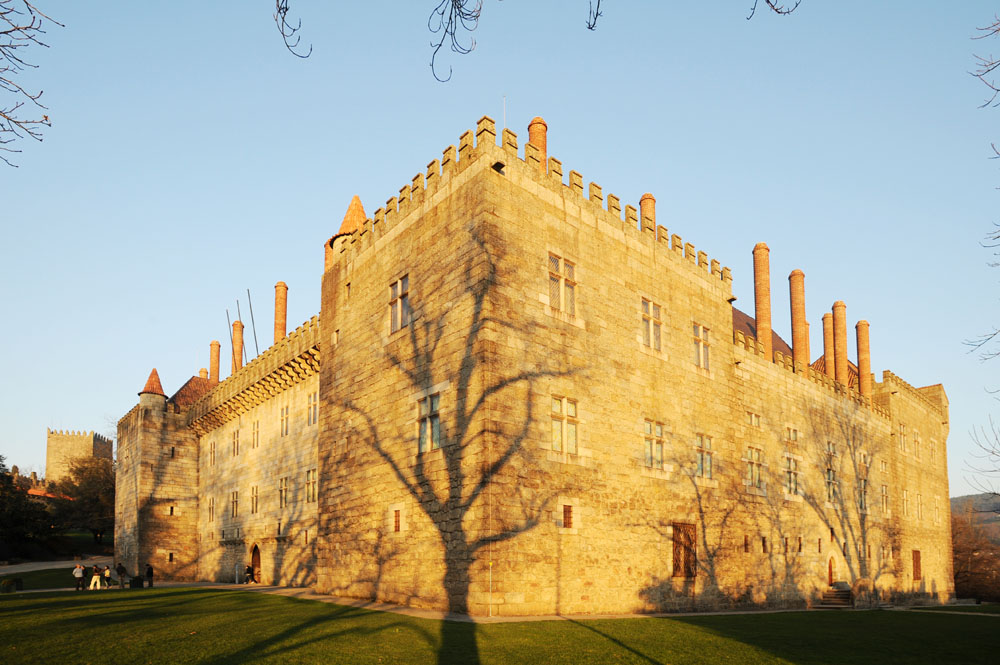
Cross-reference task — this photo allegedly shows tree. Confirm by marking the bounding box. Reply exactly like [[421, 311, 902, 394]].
[[0, 455, 51, 558], [52, 456, 115, 544], [952, 500, 1000, 601]]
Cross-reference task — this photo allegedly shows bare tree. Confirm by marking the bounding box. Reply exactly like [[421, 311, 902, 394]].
[[0, 0, 59, 167]]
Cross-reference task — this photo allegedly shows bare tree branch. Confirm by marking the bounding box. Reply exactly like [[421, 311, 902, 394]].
[[273, 0, 312, 58], [0, 0, 60, 167], [747, 0, 801, 21], [586, 0, 603, 31], [428, 0, 481, 82]]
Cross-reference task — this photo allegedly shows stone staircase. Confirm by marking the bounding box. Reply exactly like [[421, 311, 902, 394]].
[[815, 582, 852, 609]]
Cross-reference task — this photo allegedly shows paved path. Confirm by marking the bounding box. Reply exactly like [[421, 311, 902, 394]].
[[0, 556, 111, 575]]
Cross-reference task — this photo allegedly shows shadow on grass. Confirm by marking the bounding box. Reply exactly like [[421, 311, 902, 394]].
[[565, 619, 665, 665]]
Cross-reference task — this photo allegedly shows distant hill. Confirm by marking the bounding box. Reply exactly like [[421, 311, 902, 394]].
[[952, 493, 1000, 544]]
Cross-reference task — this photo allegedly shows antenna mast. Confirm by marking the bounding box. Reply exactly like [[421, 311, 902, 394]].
[[247, 288, 260, 357]]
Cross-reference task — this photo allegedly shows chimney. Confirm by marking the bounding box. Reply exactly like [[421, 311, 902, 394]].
[[528, 117, 547, 170], [832, 301, 848, 386], [752, 243, 772, 361], [822, 313, 835, 379], [209, 340, 220, 383], [788, 270, 808, 372], [274, 281, 288, 344], [639, 193, 656, 230], [324, 237, 335, 272], [232, 321, 244, 374], [199, 368, 208, 379], [856, 320, 872, 399]]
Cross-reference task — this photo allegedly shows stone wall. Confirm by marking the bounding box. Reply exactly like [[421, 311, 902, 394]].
[[45, 429, 113, 484]]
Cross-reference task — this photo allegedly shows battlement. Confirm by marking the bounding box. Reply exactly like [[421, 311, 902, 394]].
[[881, 370, 947, 418], [46, 428, 112, 444], [186, 315, 321, 435], [330, 116, 734, 300]]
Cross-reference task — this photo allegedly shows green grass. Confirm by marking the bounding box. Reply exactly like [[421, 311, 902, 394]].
[[911, 604, 1000, 614], [1, 588, 998, 665], [0, 567, 80, 591]]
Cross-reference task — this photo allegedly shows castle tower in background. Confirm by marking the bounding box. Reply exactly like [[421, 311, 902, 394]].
[[45, 428, 113, 484]]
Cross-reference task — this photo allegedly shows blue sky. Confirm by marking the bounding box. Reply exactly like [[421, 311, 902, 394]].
[[1, 2, 998, 496]]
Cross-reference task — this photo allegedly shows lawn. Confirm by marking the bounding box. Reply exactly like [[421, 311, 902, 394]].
[[0, 567, 78, 591], [1, 588, 997, 665], [911, 603, 1000, 614]]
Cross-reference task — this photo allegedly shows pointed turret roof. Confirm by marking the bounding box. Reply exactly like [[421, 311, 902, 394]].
[[139, 368, 166, 397], [336, 195, 367, 237]]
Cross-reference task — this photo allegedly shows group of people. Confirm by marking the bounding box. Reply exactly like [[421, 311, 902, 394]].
[[72, 563, 154, 590]]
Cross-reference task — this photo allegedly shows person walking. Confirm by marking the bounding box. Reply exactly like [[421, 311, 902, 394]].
[[88, 565, 102, 590], [72, 564, 85, 591], [116, 562, 127, 589], [102, 566, 112, 589], [145, 563, 154, 588]]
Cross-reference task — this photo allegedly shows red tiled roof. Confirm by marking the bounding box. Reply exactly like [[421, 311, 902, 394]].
[[139, 368, 166, 397], [336, 195, 367, 236], [168, 376, 215, 410], [731, 307, 793, 358], [810, 356, 860, 390]]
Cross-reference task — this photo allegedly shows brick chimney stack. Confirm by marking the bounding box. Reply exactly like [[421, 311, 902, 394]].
[[832, 301, 848, 386], [788, 270, 808, 372], [199, 368, 208, 379], [639, 193, 656, 230], [856, 320, 872, 398], [232, 321, 244, 374], [752, 243, 772, 361], [274, 281, 288, 344], [209, 340, 220, 383], [822, 313, 835, 380], [528, 117, 547, 171]]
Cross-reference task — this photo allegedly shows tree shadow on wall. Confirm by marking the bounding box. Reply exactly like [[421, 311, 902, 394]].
[[336, 222, 579, 665]]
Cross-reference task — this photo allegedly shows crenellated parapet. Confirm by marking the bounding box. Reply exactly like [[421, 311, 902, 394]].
[[328, 115, 734, 301], [881, 370, 947, 418], [186, 315, 321, 435]]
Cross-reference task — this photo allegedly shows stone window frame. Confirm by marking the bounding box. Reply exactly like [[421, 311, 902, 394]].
[[695, 434, 713, 480], [278, 476, 289, 509], [783, 452, 802, 500], [916, 493, 924, 521], [902, 488, 909, 517], [671, 522, 697, 578], [897, 423, 907, 454], [744, 446, 765, 492], [547, 253, 577, 316], [746, 411, 762, 428], [230, 490, 239, 518], [880, 484, 890, 515], [251, 485, 259, 514], [644, 419, 665, 470], [387, 501, 408, 536], [640, 297, 663, 353], [252, 420, 259, 449], [418, 393, 442, 453], [825, 466, 838, 504], [784, 426, 799, 443], [556, 495, 581, 534], [912, 430, 922, 461], [550, 396, 579, 455], [208, 496, 215, 522], [305, 468, 317, 503], [389, 274, 411, 334], [210, 441, 216, 466], [307, 391, 319, 426], [692, 323, 710, 371], [232, 428, 240, 457], [280, 405, 290, 437], [857, 477, 869, 513]]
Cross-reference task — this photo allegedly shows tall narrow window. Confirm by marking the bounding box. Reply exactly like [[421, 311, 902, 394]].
[[747, 412, 761, 427], [210, 441, 216, 466], [785, 427, 798, 443], [785, 457, 799, 495], [252, 420, 259, 448], [279, 477, 288, 508], [394, 509, 401, 533], [825, 467, 838, 502], [641, 299, 662, 351], [548, 254, 576, 315], [696, 435, 712, 479], [916, 493, 923, 520], [898, 423, 907, 453], [418, 394, 441, 453], [251, 486, 259, 514], [390, 275, 411, 333], [644, 420, 664, 469], [562, 504, 573, 529], [881, 484, 889, 513], [232, 429, 240, 456], [912, 550, 922, 581], [858, 478, 869, 512], [280, 406, 290, 437], [307, 392, 319, 426], [693, 324, 710, 369], [913, 432, 921, 460], [746, 447, 763, 489], [231, 490, 239, 518], [208, 497, 215, 522], [902, 489, 910, 517], [551, 396, 578, 454], [672, 523, 697, 578], [305, 469, 317, 502]]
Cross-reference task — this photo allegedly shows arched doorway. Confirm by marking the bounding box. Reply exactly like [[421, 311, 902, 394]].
[[828, 557, 835, 586], [251, 544, 261, 584]]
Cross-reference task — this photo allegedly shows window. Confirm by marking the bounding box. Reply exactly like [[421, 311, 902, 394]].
[[562, 504, 573, 529], [785, 427, 798, 442], [747, 412, 761, 427], [210, 441, 216, 466], [858, 478, 869, 512], [280, 406, 290, 437], [644, 420, 664, 469], [785, 457, 799, 495], [902, 489, 909, 517], [548, 254, 576, 315], [693, 324, 710, 369], [418, 394, 441, 453], [881, 484, 889, 513], [307, 392, 319, 426], [898, 423, 906, 453], [231, 490, 238, 518], [208, 497, 215, 522], [305, 469, 317, 502], [641, 299, 662, 351], [232, 429, 240, 456], [345, 282, 351, 300], [390, 275, 411, 332], [279, 477, 289, 508], [912, 550, 922, 581], [168, 553, 174, 563], [672, 523, 697, 578], [916, 493, 923, 520], [880, 459, 887, 473], [696, 435, 713, 479], [746, 447, 763, 489], [743, 534, 750, 553], [913, 432, 921, 460], [762, 536, 768, 553], [394, 509, 401, 533], [929, 439, 937, 460], [169, 506, 174, 516], [825, 467, 838, 503], [251, 486, 259, 514], [935, 498, 941, 525], [170, 446, 175, 458], [252, 420, 259, 448], [797, 536, 803, 553], [818, 538, 822, 553], [551, 396, 578, 454], [784, 537, 789, 552]]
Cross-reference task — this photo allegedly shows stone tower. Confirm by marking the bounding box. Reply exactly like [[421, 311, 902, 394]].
[[45, 428, 113, 484]]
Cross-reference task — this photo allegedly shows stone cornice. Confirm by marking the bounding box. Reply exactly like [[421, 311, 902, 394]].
[[187, 316, 321, 436]]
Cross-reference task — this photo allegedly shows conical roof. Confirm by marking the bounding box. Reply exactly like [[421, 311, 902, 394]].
[[336, 195, 367, 236], [139, 368, 166, 397]]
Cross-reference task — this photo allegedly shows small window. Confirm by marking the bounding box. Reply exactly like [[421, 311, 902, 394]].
[[208, 497, 215, 522], [641, 298, 662, 351], [672, 523, 697, 578], [231, 490, 239, 518], [232, 429, 240, 456], [825, 467, 838, 502], [168, 553, 174, 563], [210, 441, 216, 466], [279, 477, 289, 508], [305, 469, 317, 502], [563, 504, 573, 529], [418, 394, 441, 453], [390, 275, 411, 333], [696, 435, 712, 479], [252, 420, 260, 448], [797, 536, 803, 553], [394, 509, 401, 533], [762, 536, 768, 553], [169, 506, 174, 516], [251, 486, 259, 514], [551, 397, 578, 454], [644, 420, 664, 469], [170, 446, 175, 458], [746, 447, 763, 489], [785, 457, 799, 495], [280, 406, 290, 437], [743, 534, 750, 553], [307, 392, 319, 426], [785, 427, 798, 442], [747, 412, 761, 427], [881, 484, 889, 513], [548, 254, 577, 315], [693, 324, 710, 369]]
